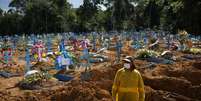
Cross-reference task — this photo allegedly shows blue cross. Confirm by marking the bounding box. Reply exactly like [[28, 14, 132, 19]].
[[55, 55, 62, 70], [12, 36, 17, 50], [116, 41, 123, 62], [153, 32, 157, 39], [47, 37, 52, 52], [144, 37, 148, 45], [25, 48, 30, 72], [81, 48, 90, 61], [80, 48, 91, 71], [92, 33, 97, 51], [55, 49, 73, 70], [31, 34, 37, 44], [59, 39, 65, 52], [4, 51, 9, 65], [62, 50, 70, 59], [71, 33, 77, 40]]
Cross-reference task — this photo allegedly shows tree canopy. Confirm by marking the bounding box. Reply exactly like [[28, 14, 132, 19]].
[[0, 0, 201, 35]]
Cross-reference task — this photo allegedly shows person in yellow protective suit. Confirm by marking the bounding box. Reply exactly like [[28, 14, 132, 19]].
[[112, 56, 145, 101]]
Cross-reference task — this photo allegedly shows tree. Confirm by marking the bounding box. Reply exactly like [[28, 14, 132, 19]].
[[76, 0, 99, 32], [110, 0, 135, 30], [9, 0, 26, 13], [144, 0, 160, 28], [177, 0, 201, 34], [0, 8, 3, 16], [0, 11, 23, 35], [8, 0, 74, 34], [0, 0, 201, 34]]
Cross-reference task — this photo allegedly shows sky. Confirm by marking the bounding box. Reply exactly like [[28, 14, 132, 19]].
[[0, 0, 83, 11], [69, 0, 83, 8], [0, 0, 11, 10]]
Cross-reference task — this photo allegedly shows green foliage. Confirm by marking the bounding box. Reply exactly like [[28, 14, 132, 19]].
[[0, 0, 201, 34], [136, 49, 159, 58], [19, 71, 52, 90], [183, 48, 201, 55], [20, 71, 51, 85], [190, 48, 201, 54]]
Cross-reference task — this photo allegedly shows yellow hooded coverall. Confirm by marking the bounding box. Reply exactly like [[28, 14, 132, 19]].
[[112, 68, 145, 101]]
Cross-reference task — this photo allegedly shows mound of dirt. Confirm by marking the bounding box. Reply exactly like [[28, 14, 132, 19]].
[[50, 81, 112, 101], [144, 86, 198, 101], [31, 62, 54, 71], [0, 54, 201, 101], [193, 61, 201, 70], [142, 60, 201, 100], [0, 65, 25, 74], [143, 76, 191, 97], [151, 64, 201, 85]]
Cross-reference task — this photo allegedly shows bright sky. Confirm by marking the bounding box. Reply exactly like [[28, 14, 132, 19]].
[[69, 0, 83, 8], [0, 0, 83, 10], [0, 0, 11, 10]]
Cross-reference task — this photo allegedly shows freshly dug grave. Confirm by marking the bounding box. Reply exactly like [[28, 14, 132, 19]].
[[33, 62, 201, 101], [151, 61, 201, 85], [0, 57, 201, 101], [142, 60, 201, 100], [0, 65, 25, 75], [31, 62, 54, 71], [193, 61, 201, 70]]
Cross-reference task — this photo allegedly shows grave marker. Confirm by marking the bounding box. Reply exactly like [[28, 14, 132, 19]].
[[25, 48, 31, 72], [92, 32, 97, 51], [47, 37, 52, 52], [80, 48, 91, 71], [59, 39, 65, 52], [116, 40, 123, 62]]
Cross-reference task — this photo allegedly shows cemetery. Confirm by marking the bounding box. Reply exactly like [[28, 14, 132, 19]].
[[0, 0, 201, 100], [0, 30, 201, 101]]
